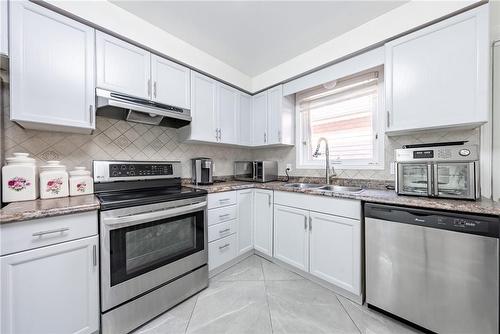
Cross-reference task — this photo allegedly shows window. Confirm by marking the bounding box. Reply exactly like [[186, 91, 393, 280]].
[[296, 67, 384, 170]]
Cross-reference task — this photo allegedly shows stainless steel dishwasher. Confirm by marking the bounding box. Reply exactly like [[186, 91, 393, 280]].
[[365, 203, 499, 334]]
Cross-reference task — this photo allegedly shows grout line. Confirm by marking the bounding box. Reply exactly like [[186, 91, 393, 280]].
[[184, 294, 199, 334], [336, 294, 362, 334], [260, 257, 275, 334]]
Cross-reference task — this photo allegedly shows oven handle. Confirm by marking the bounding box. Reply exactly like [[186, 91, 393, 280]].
[[102, 201, 207, 229]]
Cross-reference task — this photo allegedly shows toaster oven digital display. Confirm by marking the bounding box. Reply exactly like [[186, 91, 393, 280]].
[[413, 150, 434, 159]]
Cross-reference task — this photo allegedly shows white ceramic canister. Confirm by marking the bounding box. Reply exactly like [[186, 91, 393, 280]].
[[2, 153, 39, 202], [39, 161, 69, 199], [69, 167, 94, 196]]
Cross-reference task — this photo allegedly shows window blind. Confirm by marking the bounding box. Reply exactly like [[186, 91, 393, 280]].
[[298, 71, 379, 161]]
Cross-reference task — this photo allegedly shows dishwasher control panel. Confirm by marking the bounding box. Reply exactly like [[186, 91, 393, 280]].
[[439, 217, 490, 233]]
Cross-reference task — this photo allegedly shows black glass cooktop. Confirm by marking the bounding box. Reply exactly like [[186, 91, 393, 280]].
[[96, 186, 207, 211]]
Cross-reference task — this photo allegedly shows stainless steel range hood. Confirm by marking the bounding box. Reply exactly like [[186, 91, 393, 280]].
[[96, 88, 191, 128]]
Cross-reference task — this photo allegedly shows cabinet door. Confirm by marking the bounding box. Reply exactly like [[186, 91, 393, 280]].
[[1, 236, 99, 334], [273, 205, 309, 271], [237, 189, 254, 255], [267, 85, 282, 144], [309, 212, 360, 295], [10, 1, 95, 132], [252, 91, 268, 146], [188, 72, 218, 142], [253, 189, 273, 256], [1, 0, 8, 56], [385, 6, 488, 133], [217, 83, 238, 144], [151, 54, 190, 109], [96, 31, 151, 99], [239, 93, 253, 146]]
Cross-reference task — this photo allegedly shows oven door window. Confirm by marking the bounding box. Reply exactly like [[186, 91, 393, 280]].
[[435, 162, 474, 198], [109, 210, 204, 286], [398, 163, 430, 195]]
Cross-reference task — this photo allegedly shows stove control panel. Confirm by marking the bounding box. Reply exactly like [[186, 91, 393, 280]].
[[109, 163, 173, 177]]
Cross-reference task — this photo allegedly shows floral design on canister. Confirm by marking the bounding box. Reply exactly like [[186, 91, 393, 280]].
[[7, 177, 31, 191], [76, 182, 87, 193], [46, 178, 63, 194]]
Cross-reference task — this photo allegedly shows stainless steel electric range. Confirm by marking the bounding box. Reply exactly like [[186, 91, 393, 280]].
[[93, 160, 208, 334]]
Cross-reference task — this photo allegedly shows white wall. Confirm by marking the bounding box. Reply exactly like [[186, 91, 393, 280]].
[[43, 0, 253, 92]]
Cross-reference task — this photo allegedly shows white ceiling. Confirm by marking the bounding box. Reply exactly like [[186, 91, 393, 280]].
[[111, 1, 407, 77]]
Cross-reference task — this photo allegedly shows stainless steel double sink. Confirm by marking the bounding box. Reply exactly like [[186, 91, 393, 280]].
[[283, 183, 364, 193]]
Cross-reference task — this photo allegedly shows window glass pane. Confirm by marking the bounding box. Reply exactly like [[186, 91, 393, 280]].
[[309, 87, 376, 161]]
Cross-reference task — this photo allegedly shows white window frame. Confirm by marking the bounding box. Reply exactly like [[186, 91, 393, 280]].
[[296, 66, 385, 170]]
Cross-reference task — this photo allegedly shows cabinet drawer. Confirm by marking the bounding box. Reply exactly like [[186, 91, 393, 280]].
[[208, 191, 237, 209], [208, 234, 237, 271], [208, 205, 237, 226], [208, 220, 236, 242], [1, 211, 98, 256]]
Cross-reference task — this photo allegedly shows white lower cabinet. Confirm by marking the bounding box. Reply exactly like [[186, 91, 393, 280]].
[[272, 191, 361, 296], [253, 189, 273, 256], [273, 205, 309, 271], [237, 189, 254, 255], [309, 212, 361, 295], [0, 235, 99, 334], [208, 233, 237, 271]]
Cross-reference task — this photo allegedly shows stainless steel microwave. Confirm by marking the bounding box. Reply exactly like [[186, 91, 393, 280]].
[[234, 161, 278, 183], [395, 145, 480, 200]]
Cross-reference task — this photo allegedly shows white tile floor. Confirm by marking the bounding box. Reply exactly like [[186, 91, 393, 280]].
[[133, 255, 422, 334]]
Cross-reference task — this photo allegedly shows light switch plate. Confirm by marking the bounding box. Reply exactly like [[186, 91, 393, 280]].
[[286, 163, 292, 171]]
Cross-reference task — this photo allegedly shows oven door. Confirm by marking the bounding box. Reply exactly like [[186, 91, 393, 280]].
[[396, 163, 432, 196], [100, 197, 208, 311], [433, 162, 478, 199]]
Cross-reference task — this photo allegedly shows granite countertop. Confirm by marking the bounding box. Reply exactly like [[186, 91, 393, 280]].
[[3, 180, 499, 224], [0, 195, 100, 224], [186, 181, 500, 216]]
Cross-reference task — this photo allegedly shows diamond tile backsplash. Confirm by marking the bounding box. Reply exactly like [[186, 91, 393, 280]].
[[1, 85, 479, 181]]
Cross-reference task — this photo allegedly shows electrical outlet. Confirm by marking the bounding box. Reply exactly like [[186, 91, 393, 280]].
[[286, 163, 292, 171], [390, 162, 395, 175]]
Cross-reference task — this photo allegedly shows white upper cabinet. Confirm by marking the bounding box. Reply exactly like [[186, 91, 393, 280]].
[[252, 85, 294, 146], [309, 212, 361, 295], [1, 0, 8, 56], [239, 93, 253, 146], [151, 54, 190, 109], [96, 31, 151, 99], [1, 236, 99, 334], [183, 71, 218, 142], [385, 5, 489, 134], [252, 91, 268, 146], [273, 205, 309, 272], [253, 189, 273, 256], [9, 1, 95, 133], [267, 85, 294, 145], [217, 83, 239, 144]]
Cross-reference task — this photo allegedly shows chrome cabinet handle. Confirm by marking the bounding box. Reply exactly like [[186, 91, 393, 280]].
[[264, 132, 267, 143], [219, 243, 230, 250], [153, 81, 157, 98], [92, 245, 97, 267], [219, 128, 222, 141], [278, 130, 281, 142], [32, 227, 69, 237], [304, 216, 307, 230], [267, 194, 271, 206], [89, 105, 94, 124], [215, 128, 219, 141], [309, 216, 312, 231], [219, 213, 230, 219], [386, 110, 390, 128], [147, 79, 151, 97], [219, 228, 231, 234], [219, 198, 230, 203]]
